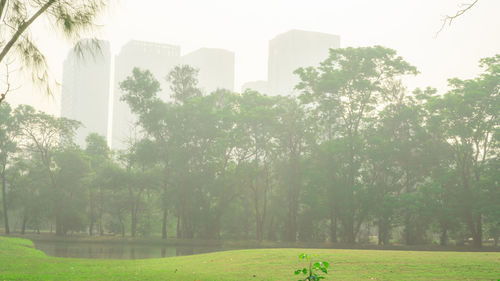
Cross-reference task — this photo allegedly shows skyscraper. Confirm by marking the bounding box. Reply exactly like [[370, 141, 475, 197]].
[[61, 39, 112, 148], [267, 29, 340, 95], [111, 40, 181, 150], [181, 48, 234, 94], [241, 80, 268, 94]]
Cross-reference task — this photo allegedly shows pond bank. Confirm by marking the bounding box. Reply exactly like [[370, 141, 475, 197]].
[[2, 232, 499, 252], [1, 236, 499, 281]]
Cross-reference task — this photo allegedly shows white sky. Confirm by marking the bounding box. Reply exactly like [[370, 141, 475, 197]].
[[6, 0, 500, 115]]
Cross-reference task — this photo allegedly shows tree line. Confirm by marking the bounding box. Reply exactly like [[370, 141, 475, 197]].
[[0, 46, 498, 247]]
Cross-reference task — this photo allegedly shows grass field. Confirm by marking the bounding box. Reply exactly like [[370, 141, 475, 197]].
[[0, 237, 499, 280]]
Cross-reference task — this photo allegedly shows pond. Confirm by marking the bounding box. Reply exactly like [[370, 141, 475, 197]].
[[33, 240, 223, 259]]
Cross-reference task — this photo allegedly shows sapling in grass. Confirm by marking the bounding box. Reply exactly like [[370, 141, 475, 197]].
[[294, 253, 329, 280]]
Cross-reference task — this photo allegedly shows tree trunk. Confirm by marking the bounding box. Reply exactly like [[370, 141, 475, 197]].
[[161, 166, 169, 239], [55, 213, 64, 236], [404, 215, 412, 245], [161, 247, 166, 258], [403, 174, 414, 246], [256, 217, 263, 242], [20, 215, 27, 235], [118, 214, 125, 238], [131, 209, 137, 238], [176, 213, 181, 239], [346, 138, 357, 244], [267, 215, 276, 241], [472, 213, 482, 248], [285, 157, 300, 242], [286, 190, 298, 242], [252, 180, 263, 242], [206, 211, 222, 240], [161, 207, 168, 239], [89, 221, 94, 236], [330, 209, 337, 243], [129, 188, 142, 238], [88, 190, 94, 236], [440, 227, 448, 246], [182, 211, 194, 239], [253, 191, 264, 242], [99, 187, 104, 235], [1, 168, 9, 234], [179, 206, 193, 239], [53, 182, 64, 236], [345, 216, 355, 244], [378, 218, 390, 246]]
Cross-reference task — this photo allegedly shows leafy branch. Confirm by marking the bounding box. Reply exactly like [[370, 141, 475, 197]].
[[435, 0, 480, 36], [294, 253, 329, 281], [0, 60, 20, 104]]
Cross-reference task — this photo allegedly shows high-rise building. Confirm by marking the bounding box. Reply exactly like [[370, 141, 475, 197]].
[[111, 40, 181, 150], [181, 48, 234, 94], [61, 39, 112, 148], [267, 29, 340, 95], [241, 80, 268, 94]]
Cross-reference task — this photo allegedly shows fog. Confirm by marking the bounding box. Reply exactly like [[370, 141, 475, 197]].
[[0, 1, 499, 280], [7, 0, 500, 115]]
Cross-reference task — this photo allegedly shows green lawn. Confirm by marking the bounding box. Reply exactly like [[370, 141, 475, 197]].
[[0, 237, 499, 280]]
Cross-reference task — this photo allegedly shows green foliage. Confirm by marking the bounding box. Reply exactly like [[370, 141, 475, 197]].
[[294, 253, 329, 280], [0, 49, 498, 250], [166, 64, 202, 103], [0, 0, 110, 103]]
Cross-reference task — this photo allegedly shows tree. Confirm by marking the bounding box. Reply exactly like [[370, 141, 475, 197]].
[[236, 90, 280, 241], [166, 65, 202, 103], [274, 96, 312, 242], [424, 55, 499, 247], [0, 0, 109, 104], [366, 84, 437, 245], [482, 157, 500, 247], [7, 157, 51, 235], [15, 105, 81, 235], [296, 46, 418, 243], [167, 89, 241, 240], [120, 66, 208, 239], [54, 149, 90, 235], [85, 133, 110, 160], [0, 102, 17, 234], [85, 133, 110, 235], [120, 67, 171, 239], [95, 162, 128, 237]]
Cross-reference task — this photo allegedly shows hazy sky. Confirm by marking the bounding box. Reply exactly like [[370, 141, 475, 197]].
[[7, 0, 500, 115]]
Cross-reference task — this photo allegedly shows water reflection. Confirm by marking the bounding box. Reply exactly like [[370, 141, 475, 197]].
[[33, 241, 221, 259]]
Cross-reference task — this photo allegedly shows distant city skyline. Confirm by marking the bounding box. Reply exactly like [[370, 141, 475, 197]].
[[111, 41, 237, 149], [65, 30, 341, 149], [267, 29, 340, 96], [7, 0, 500, 116], [241, 80, 268, 94], [182, 48, 235, 94], [61, 39, 112, 148], [111, 40, 181, 150]]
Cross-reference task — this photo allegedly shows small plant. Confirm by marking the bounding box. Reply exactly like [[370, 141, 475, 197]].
[[294, 253, 329, 280]]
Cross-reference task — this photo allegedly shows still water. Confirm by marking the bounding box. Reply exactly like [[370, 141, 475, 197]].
[[33, 240, 223, 259]]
